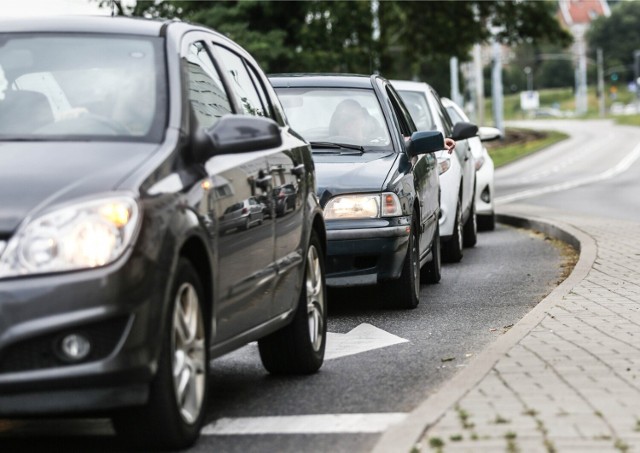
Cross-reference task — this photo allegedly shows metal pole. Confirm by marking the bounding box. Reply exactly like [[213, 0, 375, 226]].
[[597, 48, 605, 118], [450, 57, 463, 107], [491, 40, 504, 134], [473, 44, 484, 126]]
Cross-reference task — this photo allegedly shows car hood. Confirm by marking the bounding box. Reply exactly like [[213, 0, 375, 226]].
[[0, 141, 159, 234], [313, 151, 397, 206]]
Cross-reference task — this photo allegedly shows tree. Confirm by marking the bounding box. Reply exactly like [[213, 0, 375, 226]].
[[104, 0, 571, 93], [588, 1, 640, 83]]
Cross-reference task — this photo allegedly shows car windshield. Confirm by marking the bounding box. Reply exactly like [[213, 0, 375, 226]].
[[0, 33, 166, 142], [276, 87, 391, 150], [397, 90, 436, 132]]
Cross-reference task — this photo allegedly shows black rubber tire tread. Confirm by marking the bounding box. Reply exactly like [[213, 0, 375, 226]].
[[477, 213, 496, 231], [383, 215, 420, 309], [462, 198, 477, 248], [112, 258, 208, 451], [421, 221, 442, 284], [258, 230, 327, 375], [442, 199, 463, 263]]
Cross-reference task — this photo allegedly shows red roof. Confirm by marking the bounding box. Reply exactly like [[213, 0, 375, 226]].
[[558, 0, 610, 26]]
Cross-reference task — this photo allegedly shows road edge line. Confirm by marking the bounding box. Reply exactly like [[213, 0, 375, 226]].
[[370, 210, 597, 453]]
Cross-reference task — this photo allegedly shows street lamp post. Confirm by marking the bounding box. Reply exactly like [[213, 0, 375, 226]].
[[524, 66, 533, 92]]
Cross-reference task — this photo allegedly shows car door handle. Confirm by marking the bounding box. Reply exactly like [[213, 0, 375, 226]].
[[256, 174, 272, 189], [291, 164, 306, 177]]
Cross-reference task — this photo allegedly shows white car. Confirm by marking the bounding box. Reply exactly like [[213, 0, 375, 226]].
[[393, 80, 477, 263], [442, 97, 501, 230]]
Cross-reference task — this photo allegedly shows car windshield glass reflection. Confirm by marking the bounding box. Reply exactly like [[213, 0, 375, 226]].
[[276, 88, 391, 151], [0, 34, 166, 142]]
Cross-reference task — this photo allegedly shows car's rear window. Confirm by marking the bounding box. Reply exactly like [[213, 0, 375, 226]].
[[0, 33, 167, 142]]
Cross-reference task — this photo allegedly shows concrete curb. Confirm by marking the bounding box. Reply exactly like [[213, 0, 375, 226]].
[[371, 210, 598, 453]]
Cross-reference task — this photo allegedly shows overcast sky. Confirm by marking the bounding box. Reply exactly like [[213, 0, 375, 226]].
[[3, 0, 112, 17]]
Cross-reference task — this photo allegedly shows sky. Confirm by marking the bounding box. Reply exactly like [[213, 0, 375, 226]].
[[2, 0, 113, 17]]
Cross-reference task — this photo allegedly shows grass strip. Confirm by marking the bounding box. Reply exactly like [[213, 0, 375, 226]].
[[488, 129, 569, 168]]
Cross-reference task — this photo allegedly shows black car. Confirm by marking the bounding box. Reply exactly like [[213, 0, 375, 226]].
[[0, 17, 327, 449], [272, 74, 476, 309]]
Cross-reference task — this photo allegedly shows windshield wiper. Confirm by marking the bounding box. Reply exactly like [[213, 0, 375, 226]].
[[310, 141, 365, 154]]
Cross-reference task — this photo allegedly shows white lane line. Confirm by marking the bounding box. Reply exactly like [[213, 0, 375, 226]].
[[496, 140, 640, 205], [201, 413, 407, 435]]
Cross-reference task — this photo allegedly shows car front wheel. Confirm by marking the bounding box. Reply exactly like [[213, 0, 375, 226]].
[[384, 214, 420, 309], [421, 221, 441, 284], [463, 198, 477, 248], [112, 258, 208, 450], [442, 199, 463, 263], [258, 230, 327, 374]]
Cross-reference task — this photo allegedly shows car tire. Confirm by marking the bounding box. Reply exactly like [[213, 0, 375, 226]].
[[462, 198, 477, 248], [384, 215, 420, 309], [421, 221, 441, 284], [477, 213, 496, 231], [258, 230, 327, 374], [442, 199, 463, 263], [112, 258, 208, 451]]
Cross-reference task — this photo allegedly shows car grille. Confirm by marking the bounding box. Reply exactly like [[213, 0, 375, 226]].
[[0, 316, 131, 374]]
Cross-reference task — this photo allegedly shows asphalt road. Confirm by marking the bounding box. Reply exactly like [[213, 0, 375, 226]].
[[0, 224, 565, 452], [7, 119, 630, 453], [496, 119, 640, 223]]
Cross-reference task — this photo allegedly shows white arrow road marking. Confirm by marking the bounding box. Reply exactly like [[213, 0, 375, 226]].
[[496, 139, 640, 205], [324, 323, 409, 361], [213, 323, 410, 366], [201, 413, 407, 435]]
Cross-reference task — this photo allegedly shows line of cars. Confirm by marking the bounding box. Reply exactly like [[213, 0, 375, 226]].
[[0, 16, 500, 450]]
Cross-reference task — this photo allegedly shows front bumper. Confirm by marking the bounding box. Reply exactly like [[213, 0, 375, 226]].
[[0, 251, 169, 416], [325, 217, 411, 287]]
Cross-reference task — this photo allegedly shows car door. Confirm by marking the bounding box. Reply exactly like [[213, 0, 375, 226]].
[[182, 36, 275, 342], [211, 43, 308, 317], [386, 83, 439, 259], [431, 89, 475, 218]]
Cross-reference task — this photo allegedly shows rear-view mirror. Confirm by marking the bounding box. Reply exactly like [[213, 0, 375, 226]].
[[407, 130, 444, 157], [478, 126, 502, 142], [451, 121, 478, 141]]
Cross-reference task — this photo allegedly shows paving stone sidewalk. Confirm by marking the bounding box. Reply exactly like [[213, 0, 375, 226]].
[[374, 205, 640, 453]]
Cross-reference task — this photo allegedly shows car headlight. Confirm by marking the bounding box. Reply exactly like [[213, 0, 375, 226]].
[[324, 193, 402, 219], [0, 196, 140, 278]]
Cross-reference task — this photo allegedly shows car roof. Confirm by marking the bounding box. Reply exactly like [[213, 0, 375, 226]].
[[269, 74, 378, 89], [0, 15, 170, 36]]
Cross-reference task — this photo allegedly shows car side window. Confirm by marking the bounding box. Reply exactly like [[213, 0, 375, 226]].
[[185, 41, 232, 129], [431, 90, 454, 136], [386, 86, 414, 137], [213, 45, 268, 117]]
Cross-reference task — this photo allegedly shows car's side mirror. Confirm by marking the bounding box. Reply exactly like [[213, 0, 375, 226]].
[[451, 121, 478, 141], [191, 114, 282, 162], [407, 130, 445, 157], [478, 126, 502, 142]]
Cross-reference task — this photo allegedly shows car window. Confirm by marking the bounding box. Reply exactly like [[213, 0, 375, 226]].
[[397, 90, 436, 132], [185, 41, 232, 129], [430, 89, 454, 135], [0, 34, 166, 141], [214, 45, 268, 117], [445, 105, 465, 125], [275, 87, 391, 150], [386, 86, 415, 137]]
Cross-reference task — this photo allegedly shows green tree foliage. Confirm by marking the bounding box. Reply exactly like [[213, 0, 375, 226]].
[[588, 1, 640, 83], [106, 0, 571, 93]]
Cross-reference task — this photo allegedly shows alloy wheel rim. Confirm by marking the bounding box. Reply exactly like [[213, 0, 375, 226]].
[[172, 282, 206, 425], [306, 245, 325, 352]]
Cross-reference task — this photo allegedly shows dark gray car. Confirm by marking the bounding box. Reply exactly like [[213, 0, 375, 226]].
[[0, 16, 327, 450], [271, 74, 462, 309]]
